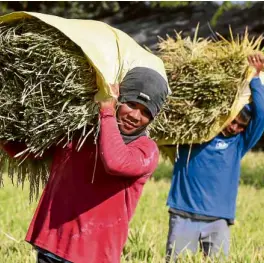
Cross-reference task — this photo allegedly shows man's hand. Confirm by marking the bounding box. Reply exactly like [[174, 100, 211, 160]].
[[248, 53, 264, 77], [99, 84, 120, 111]]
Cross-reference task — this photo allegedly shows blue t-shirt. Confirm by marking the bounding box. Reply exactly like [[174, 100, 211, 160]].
[[167, 78, 264, 220]]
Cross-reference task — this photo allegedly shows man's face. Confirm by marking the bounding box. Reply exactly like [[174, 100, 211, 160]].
[[222, 115, 250, 137], [117, 102, 152, 135]]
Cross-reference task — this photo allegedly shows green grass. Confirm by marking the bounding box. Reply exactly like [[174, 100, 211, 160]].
[[0, 152, 264, 262], [241, 151, 264, 188]]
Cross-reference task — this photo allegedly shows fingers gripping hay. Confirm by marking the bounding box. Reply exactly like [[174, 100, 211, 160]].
[[151, 28, 263, 145], [0, 18, 98, 199]]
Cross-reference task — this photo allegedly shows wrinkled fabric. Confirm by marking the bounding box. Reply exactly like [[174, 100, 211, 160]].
[[4, 114, 159, 263], [167, 77, 264, 221], [166, 214, 230, 261]]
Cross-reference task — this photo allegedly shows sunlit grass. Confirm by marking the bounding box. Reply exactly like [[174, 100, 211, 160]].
[[0, 151, 263, 262]]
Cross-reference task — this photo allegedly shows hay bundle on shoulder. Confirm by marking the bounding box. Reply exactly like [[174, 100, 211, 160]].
[[0, 18, 98, 198], [151, 27, 263, 151]]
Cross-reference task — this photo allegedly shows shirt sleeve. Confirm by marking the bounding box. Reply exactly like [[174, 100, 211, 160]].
[[240, 77, 264, 156], [99, 109, 159, 177]]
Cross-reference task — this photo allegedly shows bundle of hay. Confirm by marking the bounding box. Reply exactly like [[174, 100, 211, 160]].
[[0, 18, 98, 198], [0, 11, 169, 199], [0, 18, 98, 154], [151, 28, 263, 147]]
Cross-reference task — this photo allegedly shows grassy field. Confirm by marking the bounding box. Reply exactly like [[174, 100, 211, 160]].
[[0, 152, 264, 262]]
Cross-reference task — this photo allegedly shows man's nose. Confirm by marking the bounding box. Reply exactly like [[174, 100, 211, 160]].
[[129, 109, 141, 121], [230, 123, 238, 132]]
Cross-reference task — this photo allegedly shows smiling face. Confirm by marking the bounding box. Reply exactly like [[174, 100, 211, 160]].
[[222, 115, 250, 137], [117, 101, 152, 135]]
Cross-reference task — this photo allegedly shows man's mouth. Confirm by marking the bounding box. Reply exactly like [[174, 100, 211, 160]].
[[227, 128, 236, 135], [122, 120, 137, 130], [222, 128, 235, 137]]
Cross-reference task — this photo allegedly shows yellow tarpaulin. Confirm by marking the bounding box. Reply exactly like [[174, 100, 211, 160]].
[[0, 12, 259, 154], [157, 70, 253, 147], [0, 11, 169, 102], [159, 70, 264, 163]]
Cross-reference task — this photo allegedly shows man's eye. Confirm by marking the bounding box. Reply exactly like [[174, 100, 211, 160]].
[[127, 102, 136, 108], [142, 109, 151, 118]]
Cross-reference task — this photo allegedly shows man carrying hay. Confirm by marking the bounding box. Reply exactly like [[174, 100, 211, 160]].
[[166, 53, 264, 261], [3, 67, 169, 263]]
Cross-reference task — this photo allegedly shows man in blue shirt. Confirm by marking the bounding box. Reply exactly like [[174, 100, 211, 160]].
[[166, 54, 264, 261]]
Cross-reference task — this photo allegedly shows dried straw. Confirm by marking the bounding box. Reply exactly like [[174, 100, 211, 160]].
[[151, 27, 263, 145], [0, 18, 98, 199]]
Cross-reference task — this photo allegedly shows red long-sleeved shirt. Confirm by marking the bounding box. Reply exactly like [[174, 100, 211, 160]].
[[3, 111, 159, 263]]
